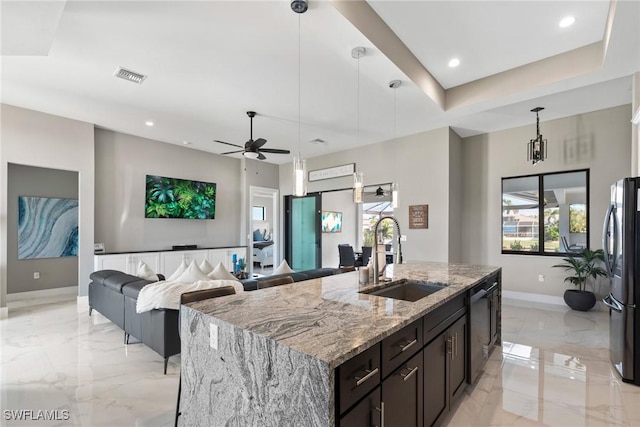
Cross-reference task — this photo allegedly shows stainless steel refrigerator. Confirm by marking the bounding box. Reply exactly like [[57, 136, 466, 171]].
[[602, 177, 640, 385]]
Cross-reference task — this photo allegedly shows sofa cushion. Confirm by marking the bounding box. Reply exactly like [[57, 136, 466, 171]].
[[272, 259, 294, 275], [240, 279, 258, 291], [89, 270, 125, 286], [298, 268, 337, 279], [102, 273, 149, 293], [122, 280, 152, 299]]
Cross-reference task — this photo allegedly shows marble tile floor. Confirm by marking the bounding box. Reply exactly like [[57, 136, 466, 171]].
[[1, 295, 639, 426]]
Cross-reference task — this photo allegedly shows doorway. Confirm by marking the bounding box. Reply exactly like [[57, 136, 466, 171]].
[[249, 186, 279, 276]]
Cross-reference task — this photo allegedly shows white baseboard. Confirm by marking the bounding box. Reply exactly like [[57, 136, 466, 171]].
[[6, 286, 78, 302], [0, 307, 7, 319], [77, 295, 89, 313], [502, 290, 565, 306]]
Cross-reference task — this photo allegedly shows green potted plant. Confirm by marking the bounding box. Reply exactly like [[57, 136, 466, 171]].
[[552, 248, 608, 311]]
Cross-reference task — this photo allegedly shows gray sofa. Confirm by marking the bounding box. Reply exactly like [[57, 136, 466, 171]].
[[88, 267, 341, 373]]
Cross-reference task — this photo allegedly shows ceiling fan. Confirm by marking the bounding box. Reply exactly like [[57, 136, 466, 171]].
[[214, 111, 290, 160]]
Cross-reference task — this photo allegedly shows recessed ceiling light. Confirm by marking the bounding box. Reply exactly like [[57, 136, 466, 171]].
[[182, 141, 191, 145], [448, 58, 460, 68], [145, 121, 154, 127], [559, 16, 575, 28]]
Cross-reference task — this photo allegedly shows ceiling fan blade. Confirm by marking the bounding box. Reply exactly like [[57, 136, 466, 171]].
[[214, 140, 243, 149], [257, 152, 267, 160], [245, 139, 254, 149], [253, 138, 267, 149], [259, 148, 290, 154], [221, 150, 245, 155]]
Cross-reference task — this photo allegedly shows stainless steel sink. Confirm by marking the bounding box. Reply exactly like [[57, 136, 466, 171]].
[[360, 279, 447, 302]]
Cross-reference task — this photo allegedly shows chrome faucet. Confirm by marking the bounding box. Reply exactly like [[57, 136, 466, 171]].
[[372, 215, 403, 284]]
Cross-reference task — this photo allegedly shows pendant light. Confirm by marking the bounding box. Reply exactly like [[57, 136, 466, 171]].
[[352, 46, 366, 204], [527, 107, 547, 165], [292, 3, 307, 196], [389, 79, 401, 208]]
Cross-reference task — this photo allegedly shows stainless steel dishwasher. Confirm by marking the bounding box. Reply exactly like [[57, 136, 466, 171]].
[[469, 278, 499, 384]]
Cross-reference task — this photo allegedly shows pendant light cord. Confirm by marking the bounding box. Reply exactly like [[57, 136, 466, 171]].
[[298, 14, 301, 158]]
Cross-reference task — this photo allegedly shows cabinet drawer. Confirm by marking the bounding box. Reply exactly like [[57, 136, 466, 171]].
[[337, 343, 381, 414], [381, 318, 423, 378], [423, 294, 466, 344]]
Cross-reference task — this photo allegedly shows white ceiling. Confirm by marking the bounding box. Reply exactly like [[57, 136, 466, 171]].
[[1, 0, 638, 165]]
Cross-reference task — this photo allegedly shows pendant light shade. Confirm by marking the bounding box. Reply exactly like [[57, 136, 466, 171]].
[[291, 6, 307, 196], [527, 107, 547, 165], [391, 182, 399, 208], [353, 172, 364, 204], [293, 157, 307, 197]]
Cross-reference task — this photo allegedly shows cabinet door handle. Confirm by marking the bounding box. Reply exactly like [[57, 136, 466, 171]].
[[401, 366, 419, 381], [354, 367, 379, 387], [400, 338, 418, 352], [454, 333, 458, 357], [375, 401, 385, 427], [447, 336, 453, 356]]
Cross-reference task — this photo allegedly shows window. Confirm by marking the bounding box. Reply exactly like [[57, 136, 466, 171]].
[[502, 169, 589, 255], [252, 206, 265, 221]]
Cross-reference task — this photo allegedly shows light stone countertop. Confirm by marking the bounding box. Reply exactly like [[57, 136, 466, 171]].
[[187, 261, 500, 369]]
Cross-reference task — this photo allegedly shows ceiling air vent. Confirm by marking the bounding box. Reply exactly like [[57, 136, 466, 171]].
[[113, 66, 147, 84], [309, 138, 327, 145]]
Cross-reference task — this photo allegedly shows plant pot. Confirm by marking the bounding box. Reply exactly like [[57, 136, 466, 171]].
[[563, 289, 596, 311]]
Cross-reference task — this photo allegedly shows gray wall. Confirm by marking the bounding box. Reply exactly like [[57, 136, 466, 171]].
[[321, 189, 357, 268], [448, 128, 463, 262], [1, 104, 95, 305], [94, 129, 243, 252], [7, 164, 79, 293], [280, 127, 455, 264], [461, 104, 632, 299]]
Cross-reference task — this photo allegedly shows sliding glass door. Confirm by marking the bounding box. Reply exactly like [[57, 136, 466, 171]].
[[285, 194, 321, 271]]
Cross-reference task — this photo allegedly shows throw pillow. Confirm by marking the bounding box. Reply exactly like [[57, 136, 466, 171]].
[[174, 260, 210, 283], [166, 260, 188, 281], [253, 229, 265, 242], [136, 261, 159, 282], [208, 262, 239, 282], [199, 259, 214, 275], [272, 259, 294, 275]]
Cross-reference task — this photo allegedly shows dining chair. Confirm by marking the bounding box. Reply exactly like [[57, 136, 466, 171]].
[[338, 244, 356, 268], [175, 286, 236, 427]]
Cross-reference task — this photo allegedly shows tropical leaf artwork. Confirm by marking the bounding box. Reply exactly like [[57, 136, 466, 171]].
[[145, 175, 216, 219]]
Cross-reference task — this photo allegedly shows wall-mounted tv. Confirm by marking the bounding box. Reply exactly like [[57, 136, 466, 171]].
[[322, 211, 343, 233], [145, 175, 216, 219]]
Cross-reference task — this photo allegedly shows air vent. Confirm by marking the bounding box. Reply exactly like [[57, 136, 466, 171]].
[[113, 66, 147, 84], [309, 138, 327, 145]]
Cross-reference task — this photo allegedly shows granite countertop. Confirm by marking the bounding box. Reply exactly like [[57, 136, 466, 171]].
[[188, 261, 500, 369]]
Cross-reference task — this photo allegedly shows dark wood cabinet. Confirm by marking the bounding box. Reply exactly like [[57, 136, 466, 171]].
[[340, 386, 381, 427], [337, 343, 381, 414], [382, 351, 423, 427], [423, 314, 467, 427], [336, 271, 499, 427]]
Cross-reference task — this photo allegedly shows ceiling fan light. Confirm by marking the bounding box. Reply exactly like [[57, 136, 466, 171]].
[[243, 151, 260, 159]]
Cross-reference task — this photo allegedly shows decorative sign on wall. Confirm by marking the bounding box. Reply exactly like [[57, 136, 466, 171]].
[[409, 204, 429, 229], [18, 196, 79, 259], [308, 163, 355, 182]]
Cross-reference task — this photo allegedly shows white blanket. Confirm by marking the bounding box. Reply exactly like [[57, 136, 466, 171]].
[[136, 279, 243, 313]]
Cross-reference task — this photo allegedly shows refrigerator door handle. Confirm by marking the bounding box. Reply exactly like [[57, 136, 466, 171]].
[[603, 294, 623, 313], [602, 204, 615, 276]]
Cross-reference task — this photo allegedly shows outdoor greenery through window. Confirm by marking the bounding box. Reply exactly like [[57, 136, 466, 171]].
[[502, 169, 589, 255]]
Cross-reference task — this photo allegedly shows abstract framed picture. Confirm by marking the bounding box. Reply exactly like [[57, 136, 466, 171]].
[[321, 211, 343, 233], [18, 196, 79, 259]]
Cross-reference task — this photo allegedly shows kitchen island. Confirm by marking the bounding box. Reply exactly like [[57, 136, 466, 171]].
[[179, 261, 501, 427]]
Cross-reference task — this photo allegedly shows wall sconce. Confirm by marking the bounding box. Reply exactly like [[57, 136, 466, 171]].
[[527, 107, 547, 165]]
